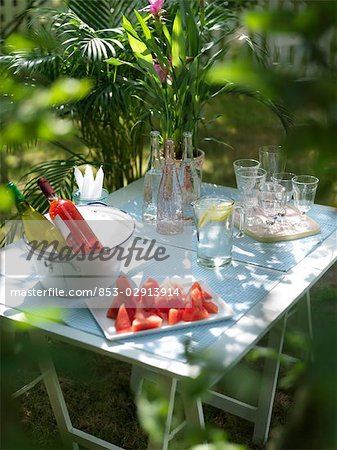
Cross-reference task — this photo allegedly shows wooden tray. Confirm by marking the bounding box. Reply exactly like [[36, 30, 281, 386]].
[[235, 206, 320, 243]]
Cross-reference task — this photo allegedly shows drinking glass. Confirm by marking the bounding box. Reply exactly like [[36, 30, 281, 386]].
[[271, 172, 296, 219], [235, 167, 267, 227], [72, 188, 109, 205], [233, 159, 260, 186], [292, 175, 319, 223], [258, 182, 287, 231], [192, 196, 243, 269], [259, 145, 285, 180]]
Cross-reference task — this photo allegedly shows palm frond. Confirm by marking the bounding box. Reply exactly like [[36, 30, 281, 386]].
[[22, 157, 86, 212], [66, 0, 112, 30], [9, 54, 61, 82], [66, 0, 148, 30], [213, 82, 293, 132], [53, 11, 125, 66], [3, 19, 63, 82], [203, 1, 238, 33]]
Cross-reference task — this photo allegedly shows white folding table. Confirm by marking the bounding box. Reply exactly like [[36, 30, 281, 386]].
[[1, 179, 336, 450]]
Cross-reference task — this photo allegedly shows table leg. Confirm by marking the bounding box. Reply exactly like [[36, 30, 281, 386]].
[[29, 332, 80, 450], [297, 290, 313, 357], [181, 388, 205, 430], [252, 313, 288, 444], [304, 290, 313, 342], [147, 376, 178, 450]]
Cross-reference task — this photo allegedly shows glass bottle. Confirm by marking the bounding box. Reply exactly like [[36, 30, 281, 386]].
[[156, 138, 184, 235], [142, 131, 162, 223], [179, 131, 201, 221], [7, 181, 68, 251]]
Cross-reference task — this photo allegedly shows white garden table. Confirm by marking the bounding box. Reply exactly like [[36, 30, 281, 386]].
[[1, 179, 336, 450]]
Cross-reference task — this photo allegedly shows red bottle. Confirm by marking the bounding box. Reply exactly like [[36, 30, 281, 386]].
[[37, 177, 103, 254]]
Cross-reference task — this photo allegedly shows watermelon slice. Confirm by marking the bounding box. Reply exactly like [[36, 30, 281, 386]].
[[115, 304, 132, 333], [201, 287, 212, 300], [168, 308, 182, 325], [138, 278, 160, 308], [132, 315, 163, 332], [203, 301, 218, 314], [107, 277, 135, 319], [182, 285, 209, 322]]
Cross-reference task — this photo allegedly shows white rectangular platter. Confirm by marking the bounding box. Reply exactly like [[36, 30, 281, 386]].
[[85, 279, 234, 341]]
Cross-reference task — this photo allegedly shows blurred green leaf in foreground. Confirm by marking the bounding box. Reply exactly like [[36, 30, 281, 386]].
[[0, 66, 92, 148]]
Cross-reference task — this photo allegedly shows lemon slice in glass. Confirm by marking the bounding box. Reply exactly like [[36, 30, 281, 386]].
[[198, 202, 234, 229]]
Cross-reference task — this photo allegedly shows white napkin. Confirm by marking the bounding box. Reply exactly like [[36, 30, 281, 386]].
[[74, 165, 104, 199], [74, 167, 84, 191], [91, 166, 104, 199]]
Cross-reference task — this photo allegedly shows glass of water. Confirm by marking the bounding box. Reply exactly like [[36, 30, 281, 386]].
[[192, 196, 243, 269], [259, 145, 285, 180], [292, 175, 319, 223]]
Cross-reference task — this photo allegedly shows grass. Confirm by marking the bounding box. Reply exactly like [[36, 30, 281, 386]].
[[0, 340, 299, 449], [3, 95, 337, 449]]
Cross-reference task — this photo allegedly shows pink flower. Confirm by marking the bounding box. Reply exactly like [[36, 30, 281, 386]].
[[154, 61, 168, 82], [149, 0, 164, 17]]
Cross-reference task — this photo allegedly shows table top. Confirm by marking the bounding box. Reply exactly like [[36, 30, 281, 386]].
[[1, 179, 336, 379]]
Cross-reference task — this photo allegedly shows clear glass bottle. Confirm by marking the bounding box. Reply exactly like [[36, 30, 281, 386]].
[[156, 138, 184, 235], [179, 131, 201, 221], [142, 131, 162, 223]]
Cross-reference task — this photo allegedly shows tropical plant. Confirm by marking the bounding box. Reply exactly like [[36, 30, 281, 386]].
[[107, 0, 291, 158], [1, 0, 149, 200]]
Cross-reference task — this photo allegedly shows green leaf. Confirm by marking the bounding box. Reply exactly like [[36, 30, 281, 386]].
[[122, 15, 140, 40], [128, 34, 153, 63], [134, 10, 152, 41], [162, 23, 171, 48], [171, 9, 186, 70], [136, 57, 161, 80], [105, 57, 133, 67], [122, 15, 151, 62], [5, 34, 35, 52], [48, 78, 93, 105], [206, 62, 264, 94], [183, 2, 200, 57], [0, 186, 14, 213]]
